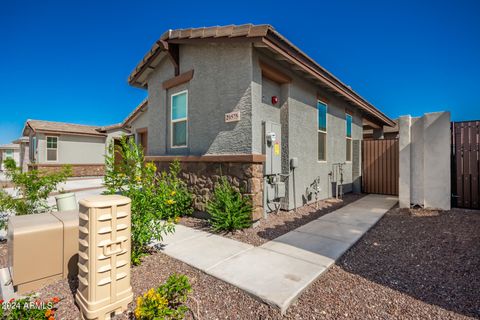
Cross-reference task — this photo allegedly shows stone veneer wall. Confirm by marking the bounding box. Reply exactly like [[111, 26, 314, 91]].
[[28, 164, 105, 177], [152, 160, 264, 220]]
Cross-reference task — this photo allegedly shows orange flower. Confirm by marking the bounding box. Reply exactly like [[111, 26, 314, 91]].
[[52, 297, 60, 304], [45, 309, 52, 317], [48, 316, 55, 320]]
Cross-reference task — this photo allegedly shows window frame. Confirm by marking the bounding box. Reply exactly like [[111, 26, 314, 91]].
[[4, 149, 13, 159], [317, 100, 328, 162], [45, 136, 58, 162], [346, 113, 353, 162], [170, 90, 188, 148]]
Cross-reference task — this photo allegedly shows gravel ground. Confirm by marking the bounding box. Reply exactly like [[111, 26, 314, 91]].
[[31, 206, 479, 319], [181, 193, 364, 246]]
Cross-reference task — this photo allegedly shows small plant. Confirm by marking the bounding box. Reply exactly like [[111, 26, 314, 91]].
[[134, 274, 191, 320], [0, 295, 61, 320], [0, 158, 71, 228], [207, 177, 252, 232]]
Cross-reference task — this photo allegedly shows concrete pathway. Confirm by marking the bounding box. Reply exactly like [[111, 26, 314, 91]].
[[157, 194, 398, 313]]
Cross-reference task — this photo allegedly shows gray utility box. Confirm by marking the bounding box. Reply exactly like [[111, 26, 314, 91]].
[[264, 121, 282, 176]]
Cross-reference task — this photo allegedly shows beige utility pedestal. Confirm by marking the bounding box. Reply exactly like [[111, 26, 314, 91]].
[[75, 195, 133, 320]]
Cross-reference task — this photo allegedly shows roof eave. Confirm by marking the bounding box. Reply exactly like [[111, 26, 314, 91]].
[[262, 31, 394, 127]]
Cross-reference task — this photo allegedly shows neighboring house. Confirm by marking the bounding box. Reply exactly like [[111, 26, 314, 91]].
[[22, 120, 107, 176], [0, 143, 20, 171], [12, 136, 30, 172], [98, 99, 149, 154], [364, 119, 399, 140], [17, 103, 148, 177], [126, 24, 395, 219]]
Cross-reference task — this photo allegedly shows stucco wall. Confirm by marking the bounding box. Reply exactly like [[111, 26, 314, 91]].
[[399, 112, 451, 210], [252, 49, 363, 210], [35, 133, 106, 164], [145, 43, 254, 156], [147, 57, 176, 155]]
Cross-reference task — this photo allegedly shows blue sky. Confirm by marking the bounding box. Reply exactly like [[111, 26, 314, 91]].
[[1, 0, 479, 144]]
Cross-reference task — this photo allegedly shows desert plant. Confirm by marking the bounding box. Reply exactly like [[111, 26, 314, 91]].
[[134, 274, 191, 320], [207, 177, 252, 232], [0, 158, 71, 228], [104, 136, 193, 265]]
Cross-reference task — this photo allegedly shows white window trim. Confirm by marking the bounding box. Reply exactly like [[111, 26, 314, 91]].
[[346, 113, 353, 163], [46, 136, 58, 163], [317, 100, 328, 163], [170, 90, 188, 148]]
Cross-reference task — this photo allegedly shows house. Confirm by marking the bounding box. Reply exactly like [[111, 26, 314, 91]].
[[0, 143, 20, 171], [97, 99, 149, 154], [18, 100, 149, 176], [363, 119, 399, 140], [12, 136, 30, 172], [22, 120, 108, 176], [126, 24, 395, 219]]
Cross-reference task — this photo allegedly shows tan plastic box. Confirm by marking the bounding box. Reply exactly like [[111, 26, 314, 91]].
[[8, 210, 79, 294], [75, 195, 133, 320]]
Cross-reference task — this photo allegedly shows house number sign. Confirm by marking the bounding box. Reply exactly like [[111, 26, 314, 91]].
[[225, 111, 241, 123]]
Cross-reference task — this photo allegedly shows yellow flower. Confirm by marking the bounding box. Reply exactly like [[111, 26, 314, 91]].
[[170, 191, 176, 196], [165, 199, 175, 205], [174, 216, 180, 223]]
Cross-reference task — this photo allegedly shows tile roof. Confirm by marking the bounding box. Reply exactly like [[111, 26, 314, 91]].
[[127, 24, 394, 127], [0, 143, 20, 149], [25, 120, 106, 137], [97, 99, 148, 132]]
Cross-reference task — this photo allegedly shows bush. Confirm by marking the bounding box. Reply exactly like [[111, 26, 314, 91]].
[[153, 161, 193, 221], [207, 177, 252, 232], [0, 158, 71, 228], [0, 295, 60, 320], [134, 274, 191, 320], [104, 136, 193, 265]]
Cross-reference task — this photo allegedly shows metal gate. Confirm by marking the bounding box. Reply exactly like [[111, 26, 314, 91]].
[[362, 139, 399, 195], [451, 121, 479, 209]]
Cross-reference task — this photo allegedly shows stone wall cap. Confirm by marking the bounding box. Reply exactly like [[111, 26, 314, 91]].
[[146, 154, 266, 163]]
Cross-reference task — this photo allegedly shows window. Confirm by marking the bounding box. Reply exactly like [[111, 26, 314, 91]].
[[317, 101, 327, 161], [46, 136, 58, 162], [5, 150, 13, 159], [171, 91, 188, 147], [346, 113, 352, 162]]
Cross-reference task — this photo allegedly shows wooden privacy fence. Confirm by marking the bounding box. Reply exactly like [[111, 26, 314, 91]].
[[362, 139, 399, 195], [452, 121, 479, 209]]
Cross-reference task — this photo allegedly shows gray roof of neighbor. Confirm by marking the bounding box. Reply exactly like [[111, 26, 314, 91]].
[[24, 120, 106, 137], [0, 143, 20, 149]]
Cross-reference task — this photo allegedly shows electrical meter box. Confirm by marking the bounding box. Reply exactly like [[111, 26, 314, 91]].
[[8, 210, 79, 294], [264, 121, 282, 175], [76, 195, 133, 320]]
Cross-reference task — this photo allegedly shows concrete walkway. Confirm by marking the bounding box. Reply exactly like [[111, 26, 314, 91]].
[[157, 194, 398, 313]]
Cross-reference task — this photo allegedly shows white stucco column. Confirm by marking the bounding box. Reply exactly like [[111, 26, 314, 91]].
[[398, 115, 411, 208]]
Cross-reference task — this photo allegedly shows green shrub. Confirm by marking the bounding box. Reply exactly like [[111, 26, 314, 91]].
[[104, 136, 193, 265], [153, 161, 193, 221], [0, 158, 71, 228], [207, 177, 252, 232], [134, 274, 191, 320]]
